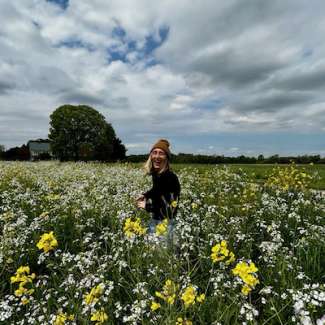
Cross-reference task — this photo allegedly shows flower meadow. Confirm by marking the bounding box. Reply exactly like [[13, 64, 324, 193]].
[[0, 161, 324, 325]]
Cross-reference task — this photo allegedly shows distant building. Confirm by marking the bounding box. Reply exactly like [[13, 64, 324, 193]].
[[27, 139, 52, 160]]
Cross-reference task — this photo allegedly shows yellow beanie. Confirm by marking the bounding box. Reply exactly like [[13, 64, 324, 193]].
[[151, 139, 171, 158]]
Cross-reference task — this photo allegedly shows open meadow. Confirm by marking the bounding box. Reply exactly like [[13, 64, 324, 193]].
[[0, 161, 324, 324]]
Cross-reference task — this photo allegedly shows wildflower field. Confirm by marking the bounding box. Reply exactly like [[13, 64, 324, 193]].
[[0, 161, 324, 325]]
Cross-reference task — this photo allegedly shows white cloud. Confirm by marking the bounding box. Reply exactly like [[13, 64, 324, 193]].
[[0, 0, 324, 154]]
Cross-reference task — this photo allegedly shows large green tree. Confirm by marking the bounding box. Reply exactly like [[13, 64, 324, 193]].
[[49, 104, 123, 161]]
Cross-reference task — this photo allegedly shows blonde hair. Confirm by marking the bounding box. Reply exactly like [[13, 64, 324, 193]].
[[144, 154, 170, 175]]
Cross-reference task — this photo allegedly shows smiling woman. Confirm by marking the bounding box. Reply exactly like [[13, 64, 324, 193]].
[[136, 139, 181, 241]]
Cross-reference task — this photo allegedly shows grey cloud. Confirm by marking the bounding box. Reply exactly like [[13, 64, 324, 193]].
[[0, 80, 15, 95], [190, 50, 284, 88], [34, 66, 78, 94], [224, 119, 270, 127], [109, 96, 129, 108], [59, 90, 105, 106], [274, 66, 325, 91], [233, 91, 312, 113]]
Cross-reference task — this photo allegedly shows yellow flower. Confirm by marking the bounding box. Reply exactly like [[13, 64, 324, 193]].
[[21, 297, 30, 305], [241, 285, 252, 296], [155, 279, 178, 305], [226, 251, 236, 265], [11, 266, 36, 298], [11, 266, 35, 284], [171, 200, 178, 208], [150, 301, 161, 311], [196, 293, 205, 303], [176, 317, 193, 325], [155, 219, 168, 236], [15, 286, 27, 297], [53, 312, 74, 325], [211, 240, 235, 265], [232, 261, 259, 295], [84, 283, 105, 305], [191, 202, 198, 209], [36, 231, 58, 253], [90, 309, 108, 324], [46, 194, 61, 201], [54, 314, 66, 325], [181, 286, 196, 308], [39, 211, 49, 218], [123, 217, 147, 238], [265, 163, 312, 192]]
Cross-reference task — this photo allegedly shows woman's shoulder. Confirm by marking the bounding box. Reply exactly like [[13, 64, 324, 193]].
[[164, 170, 179, 181]]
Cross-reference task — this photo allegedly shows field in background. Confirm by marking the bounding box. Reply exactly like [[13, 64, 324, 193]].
[[168, 164, 325, 190]]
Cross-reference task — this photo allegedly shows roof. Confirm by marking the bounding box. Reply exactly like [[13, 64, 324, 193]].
[[28, 142, 51, 153]]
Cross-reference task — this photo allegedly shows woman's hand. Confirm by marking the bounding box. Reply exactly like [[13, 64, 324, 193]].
[[136, 195, 146, 209]]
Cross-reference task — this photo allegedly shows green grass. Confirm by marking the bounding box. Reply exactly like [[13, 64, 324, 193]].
[[167, 163, 325, 190]]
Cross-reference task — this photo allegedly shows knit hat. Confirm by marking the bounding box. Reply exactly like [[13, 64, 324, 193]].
[[150, 139, 171, 158]]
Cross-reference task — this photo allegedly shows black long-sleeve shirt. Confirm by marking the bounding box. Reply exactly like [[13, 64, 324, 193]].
[[143, 170, 181, 220]]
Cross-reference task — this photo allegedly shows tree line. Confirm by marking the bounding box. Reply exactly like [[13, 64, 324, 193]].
[[126, 153, 325, 164], [1, 146, 324, 164]]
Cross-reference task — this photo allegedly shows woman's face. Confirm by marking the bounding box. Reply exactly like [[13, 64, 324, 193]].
[[151, 148, 167, 171]]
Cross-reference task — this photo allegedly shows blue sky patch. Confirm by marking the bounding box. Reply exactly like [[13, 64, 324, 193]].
[[107, 25, 169, 65], [56, 39, 95, 52], [112, 26, 126, 39], [143, 26, 169, 55], [46, 0, 69, 10], [302, 48, 313, 58], [194, 98, 224, 111]]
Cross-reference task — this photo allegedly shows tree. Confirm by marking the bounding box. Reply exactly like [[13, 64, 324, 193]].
[[112, 137, 127, 161], [2, 145, 30, 160], [49, 105, 118, 161], [0, 144, 4, 159]]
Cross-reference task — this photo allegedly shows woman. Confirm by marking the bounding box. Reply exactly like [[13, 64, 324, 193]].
[[136, 139, 181, 239]]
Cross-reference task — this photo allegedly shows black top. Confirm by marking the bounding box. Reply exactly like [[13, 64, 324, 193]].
[[143, 170, 181, 220]]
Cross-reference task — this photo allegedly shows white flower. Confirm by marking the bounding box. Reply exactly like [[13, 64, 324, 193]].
[[316, 314, 325, 325]]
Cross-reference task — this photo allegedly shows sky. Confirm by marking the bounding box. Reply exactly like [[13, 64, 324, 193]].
[[0, 0, 325, 157]]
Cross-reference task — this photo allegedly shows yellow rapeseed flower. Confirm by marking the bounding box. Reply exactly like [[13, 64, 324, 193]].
[[171, 200, 178, 208], [123, 217, 147, 238], [241, 285, 252, 296], [155, 219, 168, 236], [150, 301, 161, 311], [36, 231, 58, 253], [232, 261, 259, 295], [155, 279, 178, 305], [21, 297, 30, 305], [211, 240, 235, 265], [226, 251, 236, 265], [176, 317, 193, 325], [84, 283, 105, 305], [90, 309, 108, 324], [39, 211, 49, 218], [181, 286, 196, 308], [53, 312, 74, 325], [15, 285, 34, 297], [11, 265, 36, 298], [265, 163, 312, 192], [191, 202, 198, 209], [196, 293, 205, 303]]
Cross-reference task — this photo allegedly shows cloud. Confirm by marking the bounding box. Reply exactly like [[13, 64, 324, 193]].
[[0, 0, 324, 155], [0, 80, 15, 95]]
